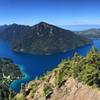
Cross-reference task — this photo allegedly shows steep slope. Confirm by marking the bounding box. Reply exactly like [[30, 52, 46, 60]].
[[0, 22, 91, 54], [76, 29, 100, 39], [14, 47, 100, 100]]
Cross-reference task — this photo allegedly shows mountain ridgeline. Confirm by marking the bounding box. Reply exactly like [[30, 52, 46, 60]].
[[0, 22, 91, 54]]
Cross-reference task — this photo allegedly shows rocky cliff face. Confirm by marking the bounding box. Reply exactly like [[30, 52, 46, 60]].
[[15, 77, 100, 100], [14, 47, 100, 100], [50, 77, 100, 100]]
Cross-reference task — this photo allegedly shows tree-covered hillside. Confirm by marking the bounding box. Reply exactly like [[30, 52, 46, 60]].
[[13, 47, 100, 100], [0, 58, 23, 100], [0, 22, 91, 55]]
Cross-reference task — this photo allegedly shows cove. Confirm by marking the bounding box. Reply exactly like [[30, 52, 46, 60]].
[[0, 39, 100, 92]]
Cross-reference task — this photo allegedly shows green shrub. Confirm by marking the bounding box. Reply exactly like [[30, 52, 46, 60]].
[[44, 83, 53, 99]]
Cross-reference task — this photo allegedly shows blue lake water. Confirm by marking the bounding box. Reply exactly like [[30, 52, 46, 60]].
[[0, 39, 100, 92]]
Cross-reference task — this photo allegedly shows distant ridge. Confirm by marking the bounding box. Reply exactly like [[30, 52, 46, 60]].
[[76, 28, 100, 39], [61, 25, 100, 31]]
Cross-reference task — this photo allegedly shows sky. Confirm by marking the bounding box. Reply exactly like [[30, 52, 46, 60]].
[[0, 0, 100, 25]]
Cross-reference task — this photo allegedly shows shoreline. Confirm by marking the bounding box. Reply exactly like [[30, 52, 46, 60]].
[[10, 65, 29, 91], [13, 42, 92, 56], [19, 65, 30, 80]]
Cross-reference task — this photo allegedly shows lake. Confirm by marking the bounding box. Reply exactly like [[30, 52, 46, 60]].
[[0, 39, 100, 92]]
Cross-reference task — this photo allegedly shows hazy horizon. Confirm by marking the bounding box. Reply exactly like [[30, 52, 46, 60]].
[[1, 22, 100, 26], [1, 22, 100, 31]]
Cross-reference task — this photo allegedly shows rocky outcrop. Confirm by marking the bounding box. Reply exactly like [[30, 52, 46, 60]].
[[50, 78, 100, 100], [15, 77, 100, 100]]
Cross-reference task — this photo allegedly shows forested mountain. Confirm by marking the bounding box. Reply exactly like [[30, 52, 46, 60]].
[[0, 22, 91, 54]]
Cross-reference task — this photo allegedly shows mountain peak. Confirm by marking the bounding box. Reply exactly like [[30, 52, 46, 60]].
[[38, 21, 49, 25], [32, 22, 52, 30]]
